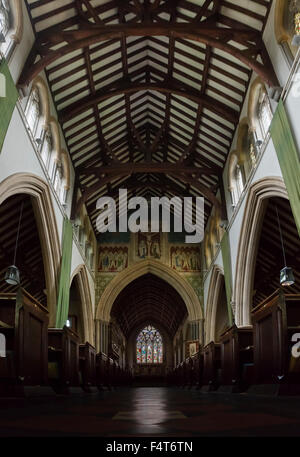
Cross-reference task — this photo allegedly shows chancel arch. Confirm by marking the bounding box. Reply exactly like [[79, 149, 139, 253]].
[[0, 173, 60, 326], [109, 273, 186, 377], [96, 259, 203, 324]]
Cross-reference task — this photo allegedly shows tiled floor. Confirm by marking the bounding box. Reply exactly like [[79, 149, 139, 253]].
[[1, 387, 300, 436]]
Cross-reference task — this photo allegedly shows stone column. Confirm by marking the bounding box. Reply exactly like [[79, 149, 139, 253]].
[[95, 319, 110, 354]]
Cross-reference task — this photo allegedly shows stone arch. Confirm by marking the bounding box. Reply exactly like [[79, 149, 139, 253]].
[[0, 173, 61, 326], [248, 76, 266, 133], [96, 259, 203, 323], [70, 264, 94, 345], [31, 76, 51, 127], [275, 0, 298, 58], [48, 117, 61, 163], [205, 265, 225, 344], [1, 0, 23, 58], [10, 0, 23, 44], [236, 117, 250, 164], [61, 150, 71, 191], [233, 177, 288, 327], [228, 150, 239, 194]]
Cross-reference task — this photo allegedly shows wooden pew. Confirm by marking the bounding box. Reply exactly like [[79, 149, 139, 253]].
[[218, 325, 253, 393], [201, 342, 221, 391], [192, 351, 203, 390], [108, 357, 116, 389], [181, 359, 189, 388], [0, 289, 49, 396], [176, 362, 184, 387], [249, 289, 300, 395], [96, 352, 111, 390], [48, 326, 80, 394], [79, 342, 97, 393], [183, 357, 195, 389]]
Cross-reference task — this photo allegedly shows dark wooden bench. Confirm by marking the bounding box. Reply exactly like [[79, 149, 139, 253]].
[[96, 352, 110, 390], [0, 289, 49, 396], [218, 325, 253, 392], [192, 351, 203, 389], [79, 342, 97, 392], [48, 326, 80, 394], [249, 289, 300, 395], [201, 342, 221, 391]]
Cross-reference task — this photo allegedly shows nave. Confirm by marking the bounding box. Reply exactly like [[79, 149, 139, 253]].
[[2, 0, 300, 441], [1, 387, 300, 437]]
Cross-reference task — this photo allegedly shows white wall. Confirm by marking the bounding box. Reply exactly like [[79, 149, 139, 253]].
[[0, 4, 96, 317]]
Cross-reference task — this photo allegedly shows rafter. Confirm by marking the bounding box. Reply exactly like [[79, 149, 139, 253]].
[[59, 79, 239, 124], [72, 161, 221, 218], [18, 22, 279, 88], [79, 163, 220, 177]]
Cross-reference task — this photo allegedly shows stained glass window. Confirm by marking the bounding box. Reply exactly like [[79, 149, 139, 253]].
[[136, 325, 163, 364]]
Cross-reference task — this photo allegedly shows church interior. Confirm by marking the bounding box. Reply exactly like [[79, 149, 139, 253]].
[[1, 0, 300, 440]]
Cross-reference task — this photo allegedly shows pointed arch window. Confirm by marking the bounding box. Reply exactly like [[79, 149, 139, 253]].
[[53, 162, 62, 195], [136, 325, 163, 364], [41, 128, 52, 169], [257, 89, 273, 138], [26, 88, 40, 136]]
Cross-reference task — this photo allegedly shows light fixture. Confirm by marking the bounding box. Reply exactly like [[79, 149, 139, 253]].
[[35, 136, 43, 146], [276, 205, 295, 287], [4, 266, 20, 286], [66, 319, 71, 328], [290, 0, 300, 46], [4, 201, 24, 286], [280, 267, 295, 287]]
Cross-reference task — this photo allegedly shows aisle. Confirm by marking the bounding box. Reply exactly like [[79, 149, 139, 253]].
[[1, 388, 300, 436]]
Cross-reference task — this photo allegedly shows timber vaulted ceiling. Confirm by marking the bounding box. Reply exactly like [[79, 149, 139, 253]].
[[22, 0, 277, 233], [110, 273, 188, 337]]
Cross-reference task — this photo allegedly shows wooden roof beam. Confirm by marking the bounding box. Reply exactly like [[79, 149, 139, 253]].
[[18, 23, 279, 89], [72, 165, 221, 218], [59, 80, 239, 125]]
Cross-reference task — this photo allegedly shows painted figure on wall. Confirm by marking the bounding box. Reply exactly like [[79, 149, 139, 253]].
[[98, 247, 128, 272], [170, 247, 201, 272], [137, 232, 161, 260]]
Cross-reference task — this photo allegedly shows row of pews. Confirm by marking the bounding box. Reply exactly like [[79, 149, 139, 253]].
[[0, 289, 132, 397], [169, 290, 300, 395]]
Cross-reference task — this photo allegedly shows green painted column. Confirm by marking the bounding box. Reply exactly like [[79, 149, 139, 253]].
[[0, 58, 18, 152], [270, 99, 300, 237], [55, 218, 73, 328]]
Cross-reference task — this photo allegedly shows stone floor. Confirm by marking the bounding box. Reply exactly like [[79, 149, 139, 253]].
[[1, 387, 300, 436]]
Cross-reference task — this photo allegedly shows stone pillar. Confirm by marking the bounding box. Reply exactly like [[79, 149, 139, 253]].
[[95, 320, 110, 354], [188, 319, 204, 346]]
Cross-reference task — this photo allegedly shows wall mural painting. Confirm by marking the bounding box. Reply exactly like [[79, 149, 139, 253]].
[[186, 275, 203, 303], [95, 275, 114, 304], [98, 246, 128, 272], [170, 247, 201, 272], [137, 232, 161, 260]]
